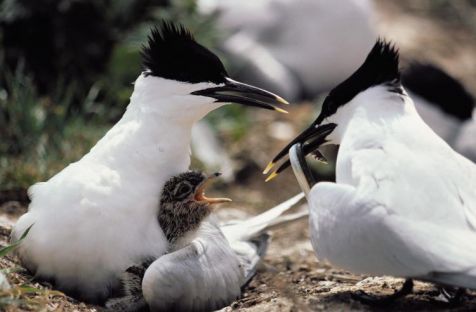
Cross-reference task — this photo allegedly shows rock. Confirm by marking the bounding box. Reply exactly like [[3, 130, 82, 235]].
[[0, 271, 11, 290]]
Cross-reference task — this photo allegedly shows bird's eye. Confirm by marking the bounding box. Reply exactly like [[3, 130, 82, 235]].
[[173, 182, 193, 199]]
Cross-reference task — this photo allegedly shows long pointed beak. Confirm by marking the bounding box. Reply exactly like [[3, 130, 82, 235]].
[[191, 77, 289, 113], [264, 123, 337, 181], [194, 172, 232, 205]]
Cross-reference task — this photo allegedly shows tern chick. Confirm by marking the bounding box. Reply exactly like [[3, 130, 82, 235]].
[[107, 171, 306, 311], [158, 171, 231, 249], [106, 171, 231, 311]]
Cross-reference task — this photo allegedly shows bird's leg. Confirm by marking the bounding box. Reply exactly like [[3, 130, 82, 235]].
[[352, 278, 413, 306], [439, 287, 466, 305]]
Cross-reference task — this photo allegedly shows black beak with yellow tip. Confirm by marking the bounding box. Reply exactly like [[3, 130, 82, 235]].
[[264, 123, 337, 182], [192, 77, 289, 113]]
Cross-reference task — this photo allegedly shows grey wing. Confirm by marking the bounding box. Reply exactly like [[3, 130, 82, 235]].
[[220, 193, 305, 288], [231, 233, 269, 288], [142, 224, 244, 311]]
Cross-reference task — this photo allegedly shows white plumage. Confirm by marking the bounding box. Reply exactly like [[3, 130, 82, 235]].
[[268, 40, 476, 295], [410, 91, 462, 144], [410, 91, 476, 163], [12, 76, 223, 301], [12, 74, 285, 301], [401, 63, 476, 163], [307, 86, 476, 288], [12, 21, 289, 302], [454, 113, 476, 162]]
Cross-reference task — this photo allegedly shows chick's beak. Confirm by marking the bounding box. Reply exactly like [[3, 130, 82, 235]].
[[264, 123, 338, 181], [191, 77, 289, 113], [194, 172, 232, 205]]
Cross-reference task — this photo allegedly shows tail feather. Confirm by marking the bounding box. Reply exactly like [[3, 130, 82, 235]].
[[265, 209, 308, 231], [221, 193, 305, 242]]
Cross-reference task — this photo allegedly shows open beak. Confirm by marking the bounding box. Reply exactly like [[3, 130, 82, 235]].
[[191, 77, 289, 113], [194, 172, 232, 205], [264, 123, 337, 181]]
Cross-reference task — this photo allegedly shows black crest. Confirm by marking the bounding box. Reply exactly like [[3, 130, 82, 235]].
[[402, 63, 474, 121], [316, 39, 401, 124], [141, 22, 228, 84]]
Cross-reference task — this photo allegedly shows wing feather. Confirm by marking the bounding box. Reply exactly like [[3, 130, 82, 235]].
[[142, 223, 244, 311]]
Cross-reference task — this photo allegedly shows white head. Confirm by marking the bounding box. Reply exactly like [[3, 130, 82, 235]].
[[131, 22, 289, 124], [265, 39, 403, 180]]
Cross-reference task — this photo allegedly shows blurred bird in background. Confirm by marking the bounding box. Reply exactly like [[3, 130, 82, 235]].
[[267, 39, 476, 303], [190, 0, 377, 182], [106, 171, 305, 311], [402, 63, 476, 162], [198, 0, 377, 102], [193, 0, 476, 180], [11, 22, 288, 303]]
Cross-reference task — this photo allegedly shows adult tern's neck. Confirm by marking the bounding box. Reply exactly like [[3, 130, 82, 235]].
[[85, 102, 193, 183], [329, 85, 412, 142]]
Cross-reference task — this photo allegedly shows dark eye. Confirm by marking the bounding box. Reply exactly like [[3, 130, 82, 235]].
[[173, 181, 193, 199]]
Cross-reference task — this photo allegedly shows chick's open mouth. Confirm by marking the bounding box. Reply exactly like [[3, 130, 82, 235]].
[[194, 175, 232, 205]]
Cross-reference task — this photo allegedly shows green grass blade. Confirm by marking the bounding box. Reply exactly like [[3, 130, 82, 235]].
[[0, 224, 33, 257]]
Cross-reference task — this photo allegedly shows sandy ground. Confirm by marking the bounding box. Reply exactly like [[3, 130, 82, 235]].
[[1, 0, 476, 311]]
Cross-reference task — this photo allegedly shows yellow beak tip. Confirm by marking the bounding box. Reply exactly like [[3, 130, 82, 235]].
[[275, 107, 289, 114], [263, 162, 275, 174], [277, 96, 290, 105], [265, 172, 279, 182]]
